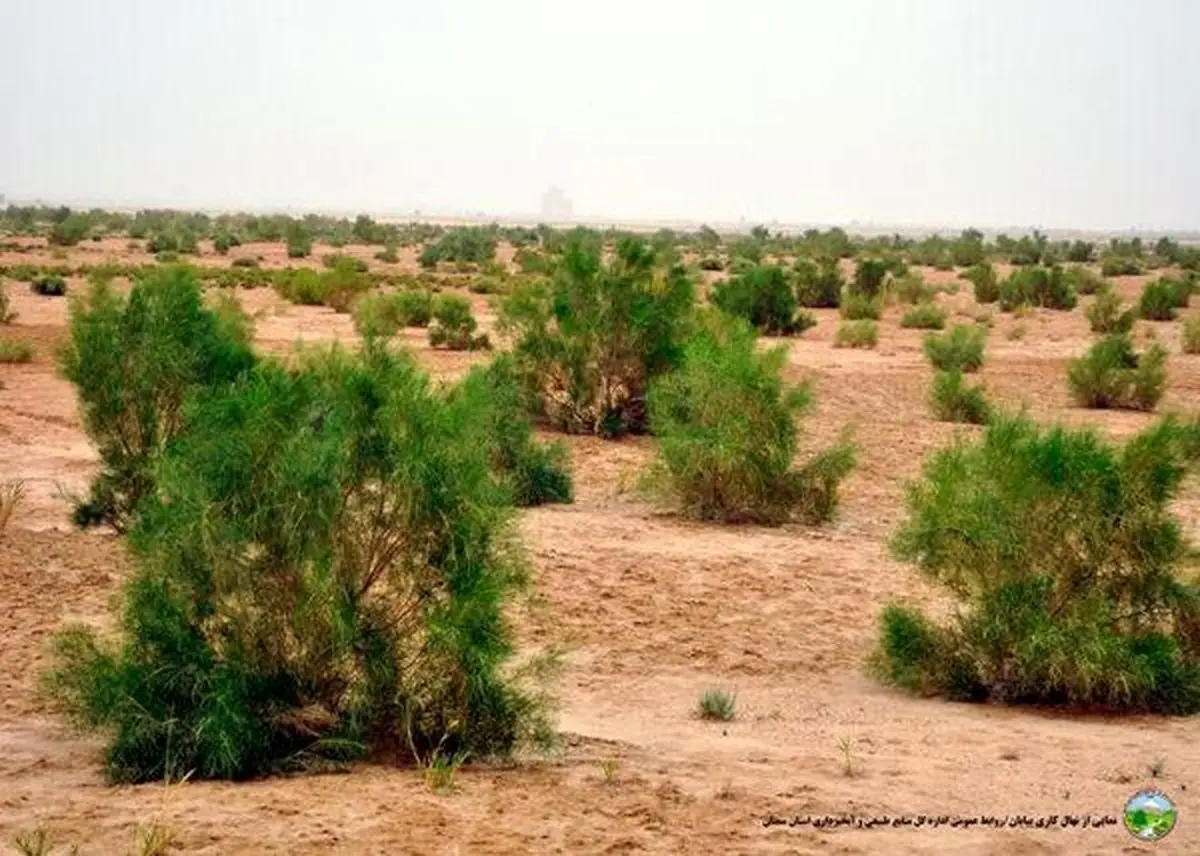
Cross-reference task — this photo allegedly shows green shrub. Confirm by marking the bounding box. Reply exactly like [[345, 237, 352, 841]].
[[839, 292, 881, 320], [851, 258, 889, 299], [1063, 265, 1106, 295], [642, 313, 854, 524], [834, 320, 878, 349], [697, 689, 737, 722], [1101, 256, 1142, 277], [1086, 288, 1136, 334], [420, 228, 497, 268], [49, 214, 90, 247], [0, 338, 34, 363], [930, 371, 991, 424], [900, 302, 947, 330], [710, 265, 815, 335], [1139, 277, 1193, 321], [1182, 316, 1200, 355], [375, 245, 399, 264], [429, 294, 489, 351], [998, 266, 1077, 311], [923, 324, 986, 373], [500, 234, 695, 437], [58, 268, 256, 532], [792, 258, 843, 308], [212, 233, 234, 255], [285, 222, 312, 258], [873, 413, 1200, 712], [231, 256, 259, 269], [31, 274, 67, 297], [322, 253, 368, 273], [453, 355, 573, 507], [892, 272, 935, 305], [44, 343, 556, 783], [1067, 334, 1167, 411], [1066, 240, 1094, 263]]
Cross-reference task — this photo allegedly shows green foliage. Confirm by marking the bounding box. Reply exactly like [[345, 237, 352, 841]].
[[1065, 240, 1094, 263], [452, 355, 573, 507], [891, 271, 935, 305], [838, 292, 881, 321], [420, 228, 497, 268], [930, 371, 991, 424], [851, 258, 889, 299], [642, 313, 854, 524], [1139, 277, 1193, 321], [1101, 255, 1142, 277], [428, 294, 490, 351], [273, 261, 371, 312], [1086, 288, 1136, 334], [834, 320, 878, 349], [32, 274, 68, 296], [500, 233, 695, 437], [58, 267, 256, 532], [375, 244, 399, 264], [322, 253, 368, 273], [44, 343, 556, 783], [961, 263, 999, 304], [49, 213, 91, 247], [998, 266, 1077, 311], [212, 233, 233, 255], [899, 302, 947, 330], [792, 257, 843, 308], [697, 689, 737, 722], [285, 221, 312, 258], [0, 338, 34, 363], [923, 324, 986, 373], [351, 290, 433, 337], [1182, 316, 1200, 355], [1062, 265, 1106, 295], [1067, 334, 1167, 411], [875, 413, 1200, 712], [710, 265, 815, 335], [231, 256, 259, 269]]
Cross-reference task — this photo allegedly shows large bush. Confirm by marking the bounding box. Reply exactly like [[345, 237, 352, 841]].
[[1067, 334, 1167, 411], [1086, 287, 1135, 334], [792, 257, 843, 308], [710, 264, 815, 335], [961, 263, 999, 304], [428, 294, 490, 351], [930, 371, 991, 424], [641, 313, 854, 524], [850, 258, 889, 300], [58, 267, 256, 532], [1139, 276, 1193, 321], [420, 228, 497, 268], [873, 413, 1200, 712], [351, 290, 432, 338], [44, 343, 556, 783], [499, 233, 695, 437]]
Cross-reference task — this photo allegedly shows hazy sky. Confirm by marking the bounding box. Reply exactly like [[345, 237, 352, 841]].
[[3, 0, 1199, 230]]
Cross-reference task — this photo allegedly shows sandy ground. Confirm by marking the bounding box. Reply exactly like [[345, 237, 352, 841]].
[[0, 245, 1198, 855]]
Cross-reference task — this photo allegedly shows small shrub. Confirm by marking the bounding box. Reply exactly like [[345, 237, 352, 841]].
[[1139, 277, 1192, 321], [428, 294, 489, 350], [642, 313, 855, 524], [962, 262, 1000, 304], [697, 689, 737, 722], [834, 320, 878, 349], [375, 245, 399, 264], [322, 253, 368, 273], [1067, 334, 1167, 411], [1101, 256, 1142, 277], [899, 302, 947, 330], [839, 292, 881, 320], [998, 266, 1076, 311], [1182, 316, 1200, 355], [31, 274, 67, 297], [500, 234, 695, 437], [212, 233, 233, 255], [420, 228, 497, 268], [851, 258, 889, 299], [923, 324, 986, 373], [873, 413, 1200, 712], [0, 338, 34, 363], [1086, 288, 1136, 334], [231, 257, 259, 269], [930, 371, 991, 424], [793, 257, 843, 308], [710, 264, 815, 335], [285, 222, 312, 258], [892, 272, 935, 305], [1063, 265, 1106, 295]]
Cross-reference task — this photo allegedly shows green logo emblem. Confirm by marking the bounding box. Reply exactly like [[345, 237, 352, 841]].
[[1123, 790, 1177, 842]]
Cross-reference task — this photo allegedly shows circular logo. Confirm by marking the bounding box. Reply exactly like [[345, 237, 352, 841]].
[[1123, 790, 1177, 842]]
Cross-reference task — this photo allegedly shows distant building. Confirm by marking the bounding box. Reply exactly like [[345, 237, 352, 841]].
[[541, 187, 573, 221]]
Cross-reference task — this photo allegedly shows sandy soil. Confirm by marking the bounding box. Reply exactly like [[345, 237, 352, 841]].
[[0, 245, 1198, 855]]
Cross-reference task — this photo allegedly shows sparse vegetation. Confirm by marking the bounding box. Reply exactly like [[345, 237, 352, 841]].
[[1086, 287, 1136, 334], [899, 302, 947, 330], [873, 412, 1200, 713], [962, 263, 999, 304], [428, 294, 490, 350], [0, 338, 33, 363], [930, 371, 992, 424], [1067, 334, 1167, 411], [1182, 315, 1200, 355], [998, 266, 1076, 311], [838, 293, 881, 321], [697, 689, 737, 722], [0, 480, 24, 532], [923, 324, 986, 373], [835, 319, 878, 349]]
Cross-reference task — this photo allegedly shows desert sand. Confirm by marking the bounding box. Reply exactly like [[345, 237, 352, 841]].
[[0, 242, 1197, 855]]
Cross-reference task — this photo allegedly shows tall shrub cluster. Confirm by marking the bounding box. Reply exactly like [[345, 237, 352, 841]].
[[419, 228, 497, 268], [641, 313, 854, 524], [45, 343, 558, 783], [1067, 334, 1167, 411], [873, 414, 1200, 713], [499, 234, 695, 437], [710, 264, 816, 335], [998, 266, 1077, 311]]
